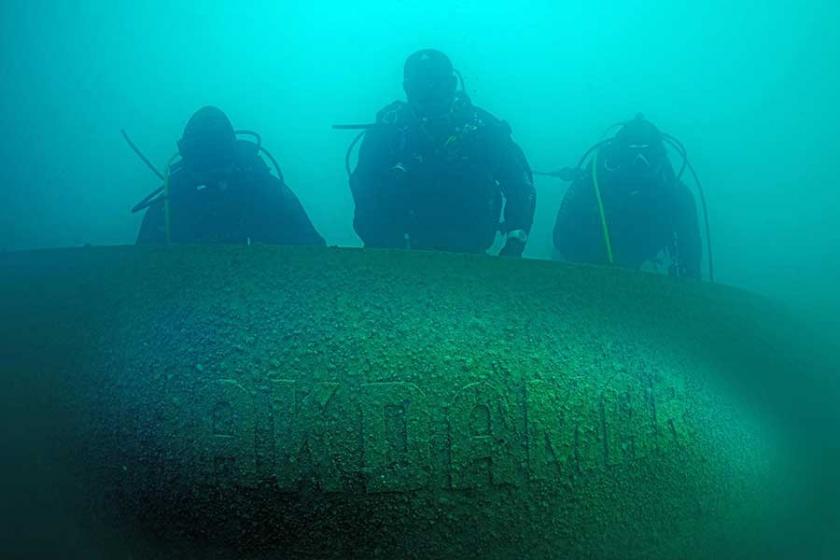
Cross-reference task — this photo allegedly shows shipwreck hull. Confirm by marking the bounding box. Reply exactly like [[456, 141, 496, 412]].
[[0, 246, 837, 558]]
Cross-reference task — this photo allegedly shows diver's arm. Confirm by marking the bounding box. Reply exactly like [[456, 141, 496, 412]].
[[280, 186, 326, 246], [135, 203, 166, 245], [672, 183, 703, 279], [264, 177, 326, 246], [496, 136, 536, 257], [349, 124, 406, 249], [552, 175, 599, 262]]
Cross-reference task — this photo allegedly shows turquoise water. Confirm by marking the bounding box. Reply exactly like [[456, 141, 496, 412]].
[[0, 1, 837, 327], [1, 6, 839, 556]]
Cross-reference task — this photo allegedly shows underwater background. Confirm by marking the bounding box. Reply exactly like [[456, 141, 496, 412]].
[[0, 0, 837, 331]]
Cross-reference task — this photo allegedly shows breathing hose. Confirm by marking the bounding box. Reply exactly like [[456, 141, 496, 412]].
[[591, 149, 615, 265], [162, 154, 179, 244]]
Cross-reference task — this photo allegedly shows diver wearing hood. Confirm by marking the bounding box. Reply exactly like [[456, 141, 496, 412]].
[[552, 115, 703, 279], [136, 106, 325, 246], [349, 49, 536, 256]]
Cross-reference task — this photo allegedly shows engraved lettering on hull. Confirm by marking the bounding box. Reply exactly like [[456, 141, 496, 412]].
[[169, 373, 688, 492]]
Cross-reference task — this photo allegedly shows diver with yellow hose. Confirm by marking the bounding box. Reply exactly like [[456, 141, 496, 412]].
[[547, 115, 710, 280], [132, 106, 324, 247]]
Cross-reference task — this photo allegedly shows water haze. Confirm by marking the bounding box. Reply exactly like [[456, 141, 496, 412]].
[[0, 0, 837, 330]]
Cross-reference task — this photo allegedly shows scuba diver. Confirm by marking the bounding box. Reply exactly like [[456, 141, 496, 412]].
[[343, 49, 535, 256], [132, 106, 325, 246], [548, 114, 713, 280]]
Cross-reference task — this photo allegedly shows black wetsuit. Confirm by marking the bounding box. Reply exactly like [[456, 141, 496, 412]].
[[553, 158, 702, 278], [350, 97, 535, 253], [137, 142, 324, 246]]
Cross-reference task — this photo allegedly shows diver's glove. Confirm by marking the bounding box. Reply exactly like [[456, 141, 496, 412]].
[[499, 230, 528, 257]]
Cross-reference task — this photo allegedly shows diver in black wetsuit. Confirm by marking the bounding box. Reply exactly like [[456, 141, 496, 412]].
[[349, 49, 536, 256], [136, 106, 324, 246], [552, 115, 704, 279]]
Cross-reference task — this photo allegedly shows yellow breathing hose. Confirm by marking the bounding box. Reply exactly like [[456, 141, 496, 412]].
[[163, 154, 179, 244], [591, 149, 615, 265]]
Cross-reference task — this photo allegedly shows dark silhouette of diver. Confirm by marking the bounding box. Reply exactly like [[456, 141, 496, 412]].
[[549, 115, 711, 279], [346, 49, 536, 256], [135, 106, 324, 247]]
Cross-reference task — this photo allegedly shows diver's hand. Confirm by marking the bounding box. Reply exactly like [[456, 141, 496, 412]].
[[499, 237, 526, 258], [499, 229, 528, 257]]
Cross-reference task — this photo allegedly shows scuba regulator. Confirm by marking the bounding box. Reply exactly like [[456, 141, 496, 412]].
[[124, 129, 285, 215]]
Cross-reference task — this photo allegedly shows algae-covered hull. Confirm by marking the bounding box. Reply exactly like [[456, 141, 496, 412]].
[[0, 246, 837, 558]]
